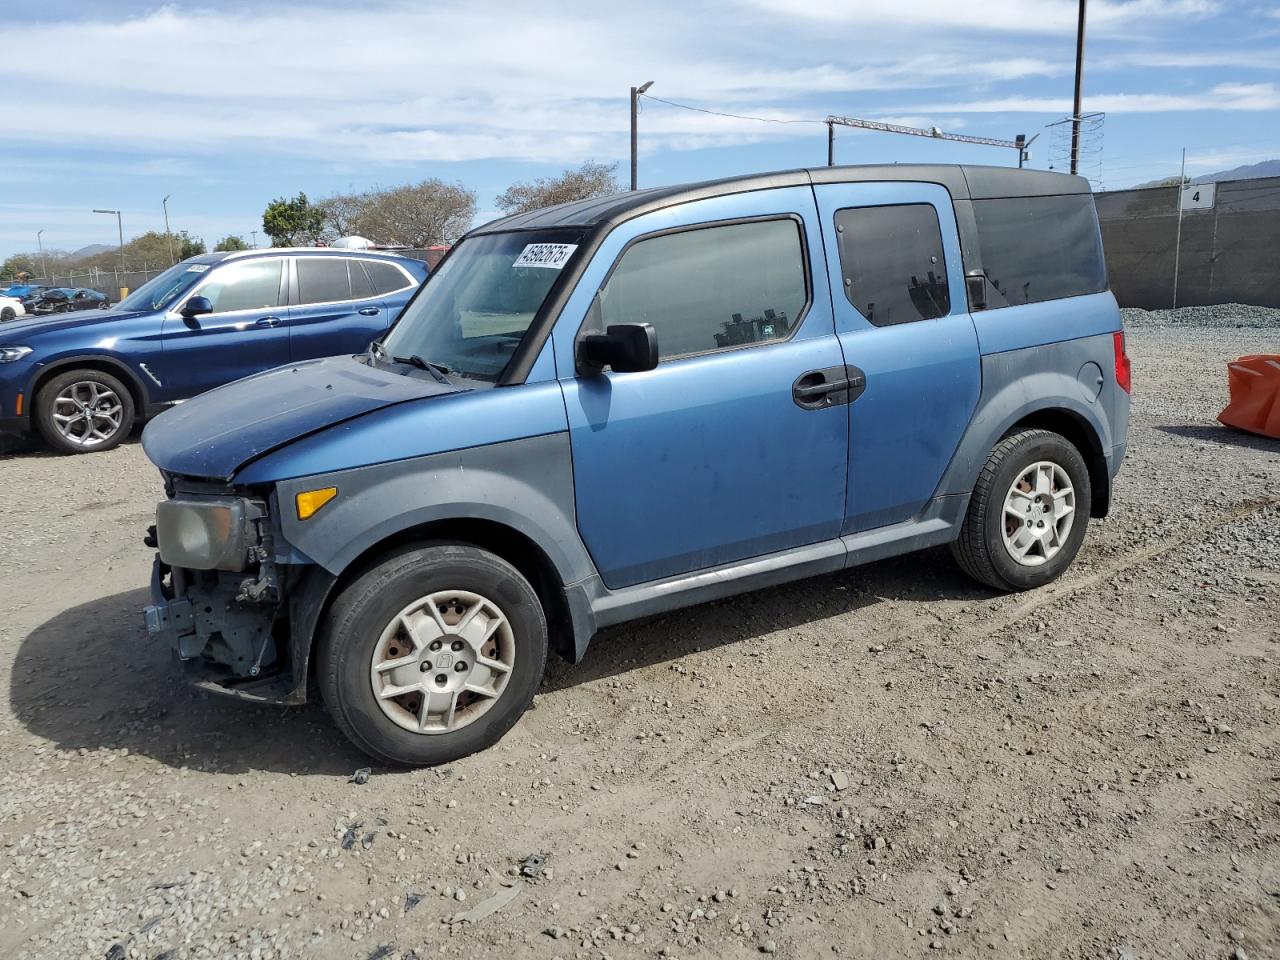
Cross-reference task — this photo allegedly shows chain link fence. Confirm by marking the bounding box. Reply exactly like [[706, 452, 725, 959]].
[[1096, 175, 1280, 309], [3, 264, 169, 301]]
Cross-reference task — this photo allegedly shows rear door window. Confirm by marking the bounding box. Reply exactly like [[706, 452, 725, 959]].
[[833, 204, 950, 326], [594, 217, 809, 361], [297, 257, 353, 304], [971, 195, 1106, 308], [349, 260, 376, 299], [199, 259, 284, 314]]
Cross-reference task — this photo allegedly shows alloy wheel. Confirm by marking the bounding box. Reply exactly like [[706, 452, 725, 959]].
[[369, 589, 515, 734]]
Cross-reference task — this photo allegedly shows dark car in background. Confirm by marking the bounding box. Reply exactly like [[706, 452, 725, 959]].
[[3, 283, 49, 304], [0, 248, 428, 453], [27, 287, 112, 315]]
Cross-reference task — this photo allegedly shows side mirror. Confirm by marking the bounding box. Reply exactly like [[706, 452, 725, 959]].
[[579, 323, 659, 374], [181, 295, 213, 319]]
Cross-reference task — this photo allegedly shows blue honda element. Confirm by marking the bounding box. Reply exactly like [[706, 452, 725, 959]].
[[0, 249, 427, 453], [141, 165, 1130, 766]]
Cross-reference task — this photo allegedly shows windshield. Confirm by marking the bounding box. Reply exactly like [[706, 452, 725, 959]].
[[115, 260, 210, 312], [381, 229, 585, 382]]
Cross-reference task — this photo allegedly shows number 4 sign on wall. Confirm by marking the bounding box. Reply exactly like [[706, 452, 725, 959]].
[[1180, 182, 1216, 211]]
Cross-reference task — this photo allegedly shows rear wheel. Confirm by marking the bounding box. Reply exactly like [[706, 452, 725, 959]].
[[34, 369, 135, 454], [951, 429, 1091, 591], [318, 544, 548, 766]]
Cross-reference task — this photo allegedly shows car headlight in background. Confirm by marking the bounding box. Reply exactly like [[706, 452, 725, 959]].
[[156, 497, 261, 571], [0, 346, 32, 362]]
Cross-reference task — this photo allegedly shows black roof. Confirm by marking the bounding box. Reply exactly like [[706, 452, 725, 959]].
[[473, 164, 1091, 236]]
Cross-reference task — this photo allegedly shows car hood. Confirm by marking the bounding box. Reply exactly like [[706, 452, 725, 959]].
[[0, 308, 146, 339], [142, 355, 468, 481]]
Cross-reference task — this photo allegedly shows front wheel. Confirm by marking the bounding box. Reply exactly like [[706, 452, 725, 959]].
[[318, 543, 548, 766], [34, 368, 136, 454], [0, 306, 14, 321], [950, 429, 1092, 591]]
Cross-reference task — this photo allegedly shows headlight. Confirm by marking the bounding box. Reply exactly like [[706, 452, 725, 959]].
[[0, 346, 32, 363], [156, 497, 258, 571]]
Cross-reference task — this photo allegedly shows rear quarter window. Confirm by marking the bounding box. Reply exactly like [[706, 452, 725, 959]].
[[971, 194, 1106, 309], [363, 260, 412, 295]]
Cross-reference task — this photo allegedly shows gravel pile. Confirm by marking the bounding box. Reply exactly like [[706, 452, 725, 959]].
[[1122, 302, 1280, 329]]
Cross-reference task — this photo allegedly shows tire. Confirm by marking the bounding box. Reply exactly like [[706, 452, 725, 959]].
[[34, 368, 136, 454], [318, 543, 548, 766], [950, 429, 1092, 592], [0, 307, 14, 321]]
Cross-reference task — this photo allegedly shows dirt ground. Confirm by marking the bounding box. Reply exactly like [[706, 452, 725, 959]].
[[1, 308, 1277, 960]]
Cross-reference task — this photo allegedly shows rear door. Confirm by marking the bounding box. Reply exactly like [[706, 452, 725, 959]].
[[287, 255, 391, 360], [812, 182, 980, 533], [157, 256, 290, 399]]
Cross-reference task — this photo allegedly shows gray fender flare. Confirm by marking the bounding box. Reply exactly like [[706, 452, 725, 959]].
[[936, 368, 1113, 501]]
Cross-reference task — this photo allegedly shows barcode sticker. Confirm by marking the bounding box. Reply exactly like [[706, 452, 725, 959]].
[[513, 243, 577, 269]]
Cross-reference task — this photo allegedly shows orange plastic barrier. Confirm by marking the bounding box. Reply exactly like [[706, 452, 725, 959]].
[[1218, 355, 1280, 440]]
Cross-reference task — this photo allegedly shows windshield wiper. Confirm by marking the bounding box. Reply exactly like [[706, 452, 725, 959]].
[[393, 353, 453, 384]]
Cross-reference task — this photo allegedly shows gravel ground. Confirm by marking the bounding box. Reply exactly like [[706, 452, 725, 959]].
[[1, 305, 1278, 960]]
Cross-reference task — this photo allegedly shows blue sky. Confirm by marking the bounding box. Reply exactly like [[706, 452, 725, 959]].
[[2, 0, 1279, 259]]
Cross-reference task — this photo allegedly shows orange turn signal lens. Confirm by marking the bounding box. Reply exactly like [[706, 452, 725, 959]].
[[15, 393, 23, 417], [295, 487, 338, 520]]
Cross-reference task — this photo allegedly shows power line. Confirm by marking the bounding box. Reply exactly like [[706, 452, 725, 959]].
[[639, 93, 827, 127]]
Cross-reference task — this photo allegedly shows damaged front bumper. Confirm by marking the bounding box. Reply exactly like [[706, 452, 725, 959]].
[[145, 553, 301, 703]]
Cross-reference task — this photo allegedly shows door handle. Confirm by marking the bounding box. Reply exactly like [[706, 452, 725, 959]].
[[792, 365, 867, 409], [255, 316, 282, 328], [794, 378, 851, 400], [358, 307, 381, 316]]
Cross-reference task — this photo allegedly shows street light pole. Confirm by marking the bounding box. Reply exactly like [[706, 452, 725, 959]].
[[1070, 0, 1088, 176], [630, 80, 654, 191], [37, 229, 47, 280], [827, 120, 835, 167], [162, 195, 175, 264]]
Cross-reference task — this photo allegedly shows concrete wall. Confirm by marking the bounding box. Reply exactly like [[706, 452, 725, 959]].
[[1096, 176, 1280, 309]]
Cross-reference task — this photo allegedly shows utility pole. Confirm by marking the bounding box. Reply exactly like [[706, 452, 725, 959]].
[[1172, 147, 1186, 310], [630, 80, 654, 190], [1070, 0, 1088, 175], [37, 229, 47, 280], [250, 230, 258, 249], [827, 120, 835, 167], [93, 209, 125, 295], [162, 195, 175, 264]]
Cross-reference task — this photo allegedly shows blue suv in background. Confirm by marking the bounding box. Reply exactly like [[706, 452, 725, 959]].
[[0, 248, 427, 453]]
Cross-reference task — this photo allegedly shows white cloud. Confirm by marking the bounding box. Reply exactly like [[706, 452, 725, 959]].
[[0, 1, 1105, 167], [742, 0, 1219, 33], [901, 82, 1280, 114]]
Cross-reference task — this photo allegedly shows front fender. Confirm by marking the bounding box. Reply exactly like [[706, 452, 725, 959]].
[[271, 432, 595, 589]]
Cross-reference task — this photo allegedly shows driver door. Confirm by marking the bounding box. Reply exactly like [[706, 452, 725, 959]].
[[553, 187, 850, 589], [158, 257, 291, 401]]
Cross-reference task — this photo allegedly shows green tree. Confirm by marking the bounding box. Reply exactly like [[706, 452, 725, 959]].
[[176, 231, 206, 259], [214, 235, 250, 252], [495, 161, 619, 215], [2, 254, 38, 280], [262, 192, 327, 247]]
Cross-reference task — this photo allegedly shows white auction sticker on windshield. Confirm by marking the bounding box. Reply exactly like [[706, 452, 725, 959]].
[[186, 264, 210, 273], [513, 243, 577, 269]]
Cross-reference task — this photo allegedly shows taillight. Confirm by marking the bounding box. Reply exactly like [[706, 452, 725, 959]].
[[1113, 331, 1132, 394]]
